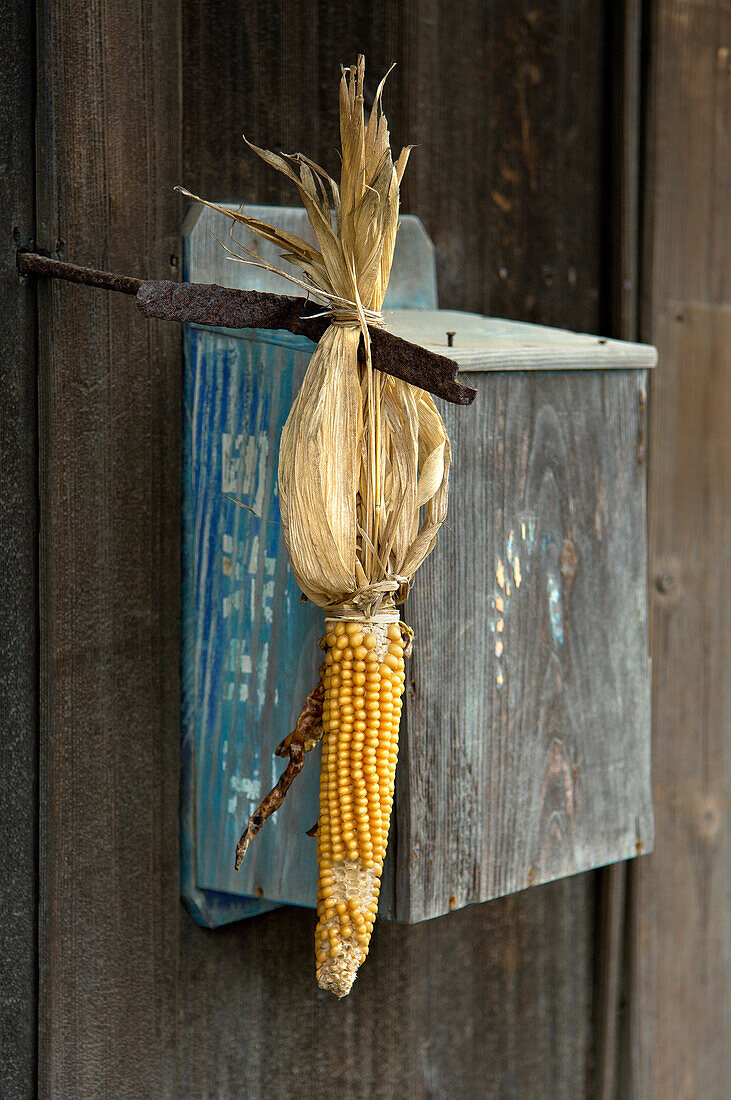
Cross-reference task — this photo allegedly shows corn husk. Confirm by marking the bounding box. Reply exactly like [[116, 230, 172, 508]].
[[179, 56, 450, 617]]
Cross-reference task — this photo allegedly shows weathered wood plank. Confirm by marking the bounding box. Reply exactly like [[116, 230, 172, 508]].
[[0, 1, 38, 1095], [181, 2, 406, 203], [628, 301, 729, 1098], [625, 1, 731, 1095], [35, 1, 182, 1096], [401, 1, 605, 330], [385, 308, 656, 370], [400, 369, 653, 920], [179, 873, 593, 1099]]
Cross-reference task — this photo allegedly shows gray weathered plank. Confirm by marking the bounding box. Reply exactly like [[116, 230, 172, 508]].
[[628, 302, 730, 1097], [35, 1, 182, 1096], [179, 873, 593, 1100], [0, 1, 38, 1096], [385, 309, 657, 370], [400, 368, 653, 920], [624, 1, 731, 1095]]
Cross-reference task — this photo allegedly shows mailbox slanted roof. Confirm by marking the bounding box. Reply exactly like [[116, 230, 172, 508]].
[[384, 309, 658, 372]]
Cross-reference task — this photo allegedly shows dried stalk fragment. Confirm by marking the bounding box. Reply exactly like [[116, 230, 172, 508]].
[[234, 675, 325, 869]]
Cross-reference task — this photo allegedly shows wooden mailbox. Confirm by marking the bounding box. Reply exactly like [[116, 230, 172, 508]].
[[181, 205, 656, 927]]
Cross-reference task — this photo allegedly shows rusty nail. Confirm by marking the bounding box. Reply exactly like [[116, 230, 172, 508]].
[[446, 331, 456, 347]]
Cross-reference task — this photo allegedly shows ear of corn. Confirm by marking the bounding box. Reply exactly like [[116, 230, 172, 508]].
[[315, 617, 405, 997], [183, 56, 450, 998]]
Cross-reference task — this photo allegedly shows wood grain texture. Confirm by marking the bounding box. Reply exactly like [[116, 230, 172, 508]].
[[385, 309, 656, 370], [178, 873, 593, 1100], [182, 2, 604, 328], [400, 369, 653, 920], [625, 2, 731, 1096], [401, 1, 605, 329], [628, 302, 730, 1098], [0, 1, 38, 1096], [35, 1, 182, 1096]]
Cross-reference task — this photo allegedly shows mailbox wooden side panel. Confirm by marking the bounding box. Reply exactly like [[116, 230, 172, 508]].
[[398, 369, 654, 922]]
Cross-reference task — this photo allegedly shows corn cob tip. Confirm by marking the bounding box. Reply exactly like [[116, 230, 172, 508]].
[[315, 859, 381, 997]]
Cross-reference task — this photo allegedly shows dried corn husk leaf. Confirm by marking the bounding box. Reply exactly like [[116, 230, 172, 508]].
[[180, 56, 450, 616]]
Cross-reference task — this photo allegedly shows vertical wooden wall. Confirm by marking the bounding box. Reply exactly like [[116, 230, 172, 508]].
[[1, 1, 727, 1098], [34, 1, 182, 1095], [1, 1, 38, 1094], [624, 2, 730, 1096]]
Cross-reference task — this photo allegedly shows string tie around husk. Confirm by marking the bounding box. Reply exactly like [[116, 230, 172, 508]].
[[324, 573, 410, 620], [328, 304, 384, 327]]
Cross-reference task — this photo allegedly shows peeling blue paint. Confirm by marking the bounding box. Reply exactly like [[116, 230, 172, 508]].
[[181, 324, 324, 925]]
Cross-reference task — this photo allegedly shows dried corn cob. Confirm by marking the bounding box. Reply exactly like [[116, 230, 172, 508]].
[[315, 617, 405, 996]]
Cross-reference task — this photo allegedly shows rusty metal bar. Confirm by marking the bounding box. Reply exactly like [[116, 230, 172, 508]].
[[137, 281, 476, 405], [16, 251, 477, 405], [16, 251, 142, 294]]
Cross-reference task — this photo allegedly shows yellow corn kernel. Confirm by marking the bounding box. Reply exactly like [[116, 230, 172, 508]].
[[314, 617, 407, 997]]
